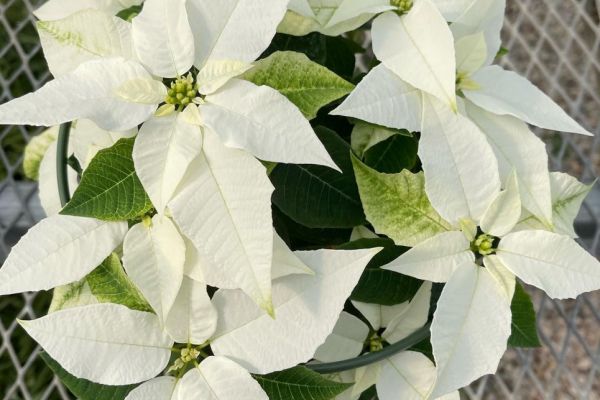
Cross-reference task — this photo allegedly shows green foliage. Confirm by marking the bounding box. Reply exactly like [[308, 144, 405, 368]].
[[254, 366, 352, 400], [243, 51, 354, 119], [508, 283, 541, 348], [362, 133, 418, 174], [61, 137, 153, 221], [270, 127, 366, 228], [41, 352, 136, 400]]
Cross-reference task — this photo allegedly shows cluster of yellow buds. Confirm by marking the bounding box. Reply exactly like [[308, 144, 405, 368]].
[[369, 333, 384, 352], [167, 347, 201, 372], [165, 74, 198, 107], [391, 0, 413, 13], [473, 233, 496, 256]]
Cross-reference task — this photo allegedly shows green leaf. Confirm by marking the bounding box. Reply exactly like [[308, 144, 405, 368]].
[[350, 122, 411, 158], [270, 127, 366, 228], [243, 51, 354, 120], [508, 283, 541, 348], [351, 155, 451, 247], [337, 238, 422, 305], [254, 366, 352, 400], [61, 137, 153, 221], [86, 253, 153, 313], [40, 352, 136, 400], [363, 134, 418, 174]]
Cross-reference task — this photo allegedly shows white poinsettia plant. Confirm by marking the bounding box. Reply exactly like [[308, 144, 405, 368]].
[[1, 0, 598, 399]]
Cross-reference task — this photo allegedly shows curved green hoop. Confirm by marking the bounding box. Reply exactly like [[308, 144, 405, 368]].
[[55, 122, 431, 374]]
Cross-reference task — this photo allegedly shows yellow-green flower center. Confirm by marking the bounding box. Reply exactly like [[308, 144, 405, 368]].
[[391, 0, 413, 13], [369, 333, 384, 352], [472, 233, 496, 256], [165, 74, 198, 107]]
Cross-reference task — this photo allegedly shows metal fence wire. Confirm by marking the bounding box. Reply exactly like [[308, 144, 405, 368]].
[[0, 0, 599, 399]]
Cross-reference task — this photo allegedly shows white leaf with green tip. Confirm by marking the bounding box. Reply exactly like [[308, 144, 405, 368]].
[[204, 79, 338, 170], [169, 130, 275, 314], [465, 65, 592, 135], [420, 96, 501, 223], [125, 376, 177, 400], [376, 351, 437, 400], [165, 277, 217, 345], [548, 172, 594, 237], [431, 263, 511, 397], [0, 58, 157, 131], [349, 225, 379, 241], [0, 215, 127, 295], [210, 248, 380, 374], [372, 2, 456, 108], [49, 281, 98, 313], [131, 0, 194, 78], [382, 282, 431, 344], [383, 231, 474, 283], [455, 32, 487, 75], [133, 113, 203, 213], [34, 0, 142, 20], [122, 215, 186, 322], [480, 172, 521, 237], [174, 356, 268, 400], [314, 311, 370, 363], [197, 59, 253, 95], [19, 303, 174, 385], [350, 122, 399, 158], [482, 255, 515, 302], [497, 230, 600, 299], [352, 157, 451, 247], [37, 9, 133, 77], [331, 64, 423, 132], [23, 126, 59, 180]]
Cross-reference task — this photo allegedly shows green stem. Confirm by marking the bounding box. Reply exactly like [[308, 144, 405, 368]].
[[57, 122, 72, 207]]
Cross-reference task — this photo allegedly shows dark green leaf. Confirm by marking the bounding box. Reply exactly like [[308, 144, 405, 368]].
[[363, 134, 418, 174], [254, 366, 351, 400], [270, 127, 366, 228], [41, 352, 136, 400], [86, 253, 152, 312], [508, 283, 541, 348], [116, 5, 142, 21], [61, 138, 153, 221], [358, 386, 377, 400]]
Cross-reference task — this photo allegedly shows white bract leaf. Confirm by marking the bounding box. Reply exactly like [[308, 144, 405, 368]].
[[0, 58, 157, 131], [187, 0, 288, 68], [483, 255, 516, 302], [34, 0, 142, 20], [465, 102, 553, 226], [175, 356, 268, 400], [204, 79, 338, 170], [497, 230, 600, 299], [331, 64, 423, 132], [37, 9, 133, 77], [0, 215, 127, 295], [272, 233, 314, 280], [165, 277, 217, 345], [115, 78, 168, 105], [376, 351, 437, 400], [548, 172, 594, 237], [480, 172, 521, 237], [122, 215, 186, 322], [351, 301, 410, 331], [431, 263, 511, 397], [125, 376, 177, 400], [324, 0, 394, 31], [455, 32, 487, 75], [133, 113, 203, 213], [196, 59, 253, 95], [372, 2, 456, 108], [420, 96, 501, 223], [314, 311, 370, 363], [429, 0, 476, 21], [169, 130, 274, 313], [382, 282, 431, 344], [131, 0, 195, 78], [19, 304, 173, 385], [383, 231, 474, 283], [465, 65, 593, 135], [210, 248, 380, 374], [38, 141, 78, 215]]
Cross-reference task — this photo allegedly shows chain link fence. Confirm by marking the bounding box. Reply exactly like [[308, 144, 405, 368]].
[[0, 0, 599, 399]]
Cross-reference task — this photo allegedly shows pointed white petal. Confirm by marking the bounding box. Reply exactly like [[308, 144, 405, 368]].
[[0, 215, 127, 295], [331, 64, 423, 132], [187, 0, 288, 68], [197, 59, 253, 95], [38, 9, 134, 77], [0, 58, 157, 131], [125, 376, 177, 400], [272, 233, 314, 280], [497, 230, 600, 299], [323, 0, 395, 36], [350, 225, 379, 241], [165, 277, 217, 345], [420, 96, 501, 223], [480, 172, 522, 237], [183, 238, 207, 282], [175, 356, 268, 400], [169, 130, 274, 313], [19, 303, 173, 385], [377, 351, 437, 400], [34, 0, 143, 20], [455, 32, 487, 75], [131, 0, 194, 78], [431, 264, 511, 397], [134, 114, 203, 213], [351, 364, 382, 398], [548, 172, 594, 237], [314, 311, 370, 363], [465, 102, 553, 226], [430, 0, 476, 21], [372, 3, 456, 108], [483, 255, 516, 302], [383, 231, 474, 283], [465, 65, 593, 135], [211, 248, 380, 374], [123, 215, 186, 321], [115, 78, 168, 105], [204, 79, 337, 169], [351, 301, 410, 331], [38, 141, 78, 216], [382, 282, 431, 344]]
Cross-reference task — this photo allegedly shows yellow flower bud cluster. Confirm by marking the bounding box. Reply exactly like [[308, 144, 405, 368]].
[[391, 0, 413, 13], [473, 233, 496, 256], [165, 74, 198, 107]]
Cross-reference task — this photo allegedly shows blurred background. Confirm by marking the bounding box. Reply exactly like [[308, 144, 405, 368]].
[[0, 0, 599, 398]]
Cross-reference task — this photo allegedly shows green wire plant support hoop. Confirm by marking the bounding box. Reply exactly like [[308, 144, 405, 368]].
[[55, 122, 432, 374]]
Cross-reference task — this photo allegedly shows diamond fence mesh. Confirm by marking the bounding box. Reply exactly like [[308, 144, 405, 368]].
[[0, 0, 599, 399]]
